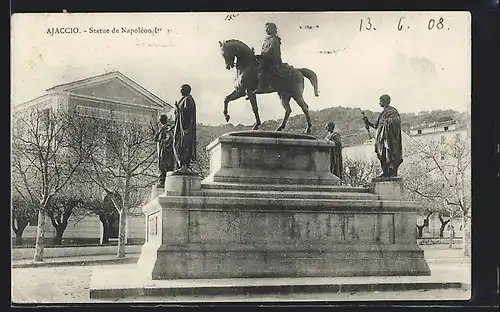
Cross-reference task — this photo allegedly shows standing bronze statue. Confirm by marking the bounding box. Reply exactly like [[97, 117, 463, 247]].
[[173, 84, 197, 172], [154, 114, 175, 187], [362, 94, 403, 177], [325, 122, 343, 180]]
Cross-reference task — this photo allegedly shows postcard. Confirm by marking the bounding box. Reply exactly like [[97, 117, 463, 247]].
[[11, 12, 471, 304]]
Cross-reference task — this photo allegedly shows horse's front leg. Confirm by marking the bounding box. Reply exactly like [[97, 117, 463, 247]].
[[245, 92, 261, 130], [223, 90, 246, 122]]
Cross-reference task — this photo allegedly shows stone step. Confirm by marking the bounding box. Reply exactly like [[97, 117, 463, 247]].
[[201, 182, 371, 193], [157, 195, 418, 211], [89, 265, 468, 301], [199, 189, 380, 200]]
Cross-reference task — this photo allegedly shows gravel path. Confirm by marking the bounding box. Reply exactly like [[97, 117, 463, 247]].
[[12, 265, 93, 304], [12, 262, 470, 304], [104, 288, 470, 303]]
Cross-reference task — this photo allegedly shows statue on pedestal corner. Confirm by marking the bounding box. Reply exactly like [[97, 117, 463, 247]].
[[173, 84, 197, 173], [325, 121, 343, 180], [362, 94, 403, 178], [154, 114, 175, 188]]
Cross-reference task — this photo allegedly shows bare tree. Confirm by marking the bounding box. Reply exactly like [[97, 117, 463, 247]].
[[80, 113, 157, 258], [342, 157, 379, 187], [98, 194, 120, 244], [416, 210, 433, 238], [402, 134, 471, 254], [45, 182, 101, 245], [11, 191, 37, 246], [11, 108, 91, 261], [191, 128, 211, 179]]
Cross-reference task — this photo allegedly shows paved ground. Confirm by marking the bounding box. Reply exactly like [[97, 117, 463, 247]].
[[11, 244, 466, 268], [101, 288, 471, 303], [12, 254, 138, 269], [11, 246, 470, 304]]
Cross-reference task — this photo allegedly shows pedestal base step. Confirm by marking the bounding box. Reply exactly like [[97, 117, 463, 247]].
[[89, 265, 468, 300], [201, 181, 371, 193]]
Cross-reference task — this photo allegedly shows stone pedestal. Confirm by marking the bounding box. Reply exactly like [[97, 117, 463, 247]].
[[137, 131, 430, 280], [204, 131, 341, 185], [150, 186, 164, 201], [164, 170, 201, 196], [370, 177, 407, 199]]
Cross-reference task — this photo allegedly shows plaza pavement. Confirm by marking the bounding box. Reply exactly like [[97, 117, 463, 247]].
[[12, 244, 468, 268], [11, 245, 471, 303]]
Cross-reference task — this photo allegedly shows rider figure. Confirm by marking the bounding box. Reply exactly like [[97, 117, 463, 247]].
[[253, 22, 284, 94]]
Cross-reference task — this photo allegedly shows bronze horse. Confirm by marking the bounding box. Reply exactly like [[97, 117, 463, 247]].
[[219, 39, 319, 134]]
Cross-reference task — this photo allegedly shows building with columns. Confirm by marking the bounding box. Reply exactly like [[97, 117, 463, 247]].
[[12, 71, 172, 245], [13, 70, 171, 121]]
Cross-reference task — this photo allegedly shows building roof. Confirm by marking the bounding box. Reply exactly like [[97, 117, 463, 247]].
[[410, 119, 457, 131], [45, 71, 171, 109]]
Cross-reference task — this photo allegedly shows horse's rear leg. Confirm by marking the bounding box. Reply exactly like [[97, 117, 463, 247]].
[[293, 95, 313, 134], [246, 92, 261, 130], [223, 90, 245, 122], [276, 93, 292, 131]]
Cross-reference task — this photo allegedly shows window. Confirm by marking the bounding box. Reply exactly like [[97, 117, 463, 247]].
[[444, 126, 449, 131], [76, 105, 111, 120], [75, 105, 149, 124], [417, 129, 422, 134]]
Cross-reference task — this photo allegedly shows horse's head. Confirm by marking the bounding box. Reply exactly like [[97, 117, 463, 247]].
[[219, 39, 255, 70], [219, 40, 235, 70]]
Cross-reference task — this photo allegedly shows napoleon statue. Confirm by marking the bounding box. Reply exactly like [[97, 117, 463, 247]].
[[362, 94, 403, 178], [253, 22, 292, 94], [173, 84, 197, 172]]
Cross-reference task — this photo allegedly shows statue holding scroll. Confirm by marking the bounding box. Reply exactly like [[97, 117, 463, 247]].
[[362, 94, 403, 177]]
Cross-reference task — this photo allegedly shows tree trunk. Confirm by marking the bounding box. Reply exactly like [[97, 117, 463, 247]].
[[438, 215, 450, 238], [439, 223, 446, 238], [116, 177, 131, 258], [117, 209, 127, 258], [53, 224, 67, 246], [15, 233, 23, 246], [462, 215, 471, 256], [99, 214, 110, 244], [416, 225, 424, 238], [12, 218, 29, 246], [448, 218, 455, 248], [33, 209, 47, 262]]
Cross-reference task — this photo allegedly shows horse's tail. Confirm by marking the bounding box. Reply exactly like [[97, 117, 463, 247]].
[[298, 68, 319, 97]]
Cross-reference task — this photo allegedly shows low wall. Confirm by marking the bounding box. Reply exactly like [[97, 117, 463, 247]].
[[12, 237, 146, 248], [12, 214, 145, 247], [12, 244, 142, 260], [417, 237, 463, 245]]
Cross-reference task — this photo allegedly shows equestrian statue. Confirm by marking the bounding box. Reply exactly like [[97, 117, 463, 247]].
[[219, 22, 319, 134]]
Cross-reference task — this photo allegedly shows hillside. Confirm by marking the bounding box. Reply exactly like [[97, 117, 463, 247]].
[[191, 106, 469, 178], [196, 107, 469, 150]]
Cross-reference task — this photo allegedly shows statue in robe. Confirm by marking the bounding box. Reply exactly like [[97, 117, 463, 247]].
[[154, 114, 174, 187], [363, 94, 403, 177], [325, 122, 343, 180], [173, 84, 197, 172]]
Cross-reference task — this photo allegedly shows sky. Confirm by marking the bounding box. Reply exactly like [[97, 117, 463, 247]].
[[11, 12, 471, 126]]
